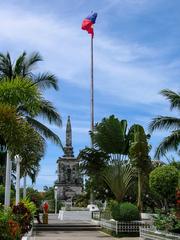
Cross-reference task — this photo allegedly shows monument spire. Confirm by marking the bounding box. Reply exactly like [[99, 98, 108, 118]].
[[66, 116, 72, 147], [64, 116, 74, 157]]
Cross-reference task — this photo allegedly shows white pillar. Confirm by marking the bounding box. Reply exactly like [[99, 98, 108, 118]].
[[4, 151, 11, 207], [54, 186, 58, 214], [15, 155, 21, 205], [23, 175, 27, 199]]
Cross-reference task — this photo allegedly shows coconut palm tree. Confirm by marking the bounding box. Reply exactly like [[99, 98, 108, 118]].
[[149, 89, 180, 158], [0, 51, 58, 89], [0, 78, 46, 194], [0, 52, 62, 145]]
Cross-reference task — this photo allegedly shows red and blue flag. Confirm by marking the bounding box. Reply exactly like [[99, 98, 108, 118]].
[[81, 12, 97, 38]]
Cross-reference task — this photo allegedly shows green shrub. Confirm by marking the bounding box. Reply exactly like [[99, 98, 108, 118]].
[[111, 202, 140, 221], [149, 165, 178, 201], [0, 207, 21, 240], [12, 202, 33, 235], [154, 212, 180, 233], [21, 197, 37, 216]]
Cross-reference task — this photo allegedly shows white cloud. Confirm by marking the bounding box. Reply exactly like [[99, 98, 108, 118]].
[[0, 3, 178, 108], [2, 1, 178, 189]]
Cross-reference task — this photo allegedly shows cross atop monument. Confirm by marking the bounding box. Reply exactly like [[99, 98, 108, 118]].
[[63, 116, 74, 158]]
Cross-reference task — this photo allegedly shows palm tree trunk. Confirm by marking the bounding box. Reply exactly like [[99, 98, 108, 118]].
[[137, 170, 143, 211], [4, 151, 12, 207], [15, 155, 21, 205], [23, 175, 27, 198]]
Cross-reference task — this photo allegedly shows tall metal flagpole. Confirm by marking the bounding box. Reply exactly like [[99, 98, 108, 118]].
[[90, 36, 94, 147]]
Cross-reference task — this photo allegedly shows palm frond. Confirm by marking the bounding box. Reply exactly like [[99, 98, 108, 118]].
[[31, 72, 59, 90], [149, 116, 180, 132], [14, 51, 26, 76], [26, 116, 63, 148], [155, 130, 180, 158], [160, 89, 180, 111], [21, 52, 42, 76], [0, 52, 13, 79], [103, 162, 134, 202], [38, 99, 62, 126], [24, 52, 42, 74]]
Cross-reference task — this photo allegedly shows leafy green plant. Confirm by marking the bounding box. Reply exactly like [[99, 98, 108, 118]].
[[154, 212, 180, 233], [103, 162, 134, 202], [149, 89, 180, 158], [12, 202, 33, 235], [0, 207, 21, 240], [21, 197, 37, 216], [149, 165, 178, 211], [111, 202, 140, 221]]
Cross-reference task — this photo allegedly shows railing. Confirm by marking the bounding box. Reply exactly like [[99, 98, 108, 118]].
[[92, 210, 112, 220], [140, 227, 180, 240], [100, 219, 150, 234]]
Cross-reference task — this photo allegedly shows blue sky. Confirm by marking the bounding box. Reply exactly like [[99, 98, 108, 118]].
[[0, 0, 179, 190]]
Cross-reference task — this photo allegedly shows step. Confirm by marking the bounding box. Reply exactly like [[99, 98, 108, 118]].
[[33, 223, 101, 231], [34, 226, 101, 231]]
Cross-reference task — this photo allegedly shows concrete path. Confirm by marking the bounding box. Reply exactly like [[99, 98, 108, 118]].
[[31, 230, 141, 240]]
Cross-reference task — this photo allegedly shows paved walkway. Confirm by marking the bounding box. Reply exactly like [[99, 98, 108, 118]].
[[32, 214, 141, 240], [31, 230, 141, 240]]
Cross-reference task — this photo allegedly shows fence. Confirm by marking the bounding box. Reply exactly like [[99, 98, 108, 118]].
[[140, 227, 180, 240], [100, 219, 150, 234]]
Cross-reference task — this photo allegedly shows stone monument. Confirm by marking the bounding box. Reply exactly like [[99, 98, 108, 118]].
[[55, 116, 83, 201]]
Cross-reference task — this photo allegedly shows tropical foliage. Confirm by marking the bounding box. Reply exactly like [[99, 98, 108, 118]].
[[111, 202, 140, 221], [0, 52, 62, 146], [0, 51, 62, 188], [91, 115, 129, 159], [0, 51, 58, 89], [103, 161, 134, 202], [0, 200, 36, 239], [78, 147, 109, 177], [149, 89, 180, 158], [153, 211, 180, 233], [149, 165, 179, 211], [128, 124, 151, 210]]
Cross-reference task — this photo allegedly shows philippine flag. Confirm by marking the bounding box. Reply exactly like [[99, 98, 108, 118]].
[[81, 12, 97, 38]]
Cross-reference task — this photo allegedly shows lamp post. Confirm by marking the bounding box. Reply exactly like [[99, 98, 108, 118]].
[[54, 186, 58, 214], [15, 155, 22, 205]]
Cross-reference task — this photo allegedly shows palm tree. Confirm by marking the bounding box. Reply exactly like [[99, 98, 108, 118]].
[[128, 124, 151, 211], [91, 115, 129, 160], [103, 161, 134, 202], [149, 89, 180, 158], [78, 147, 109, 203], [0, 78, 46, 195], [0, 52, 62, 145], [0, 51, 58, 89]]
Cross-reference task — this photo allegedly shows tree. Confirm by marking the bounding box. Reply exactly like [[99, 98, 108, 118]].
[[149, 165, 179, 211], [78, 147, 109, 177], [103, 161, 134, 202], [0, 51, 62, 198], [0, 51, 58, 89], [0, 78, 46, 189], [149, 89, 180, 158], [0, 52, 62, 145], [91, 115, 129, 160], [26, 187, 43, 207], [78, 147, 109, 202], [128, 124, 151, 211]]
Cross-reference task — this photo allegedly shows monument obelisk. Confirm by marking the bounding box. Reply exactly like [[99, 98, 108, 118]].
[[55, 116, 82, 201]]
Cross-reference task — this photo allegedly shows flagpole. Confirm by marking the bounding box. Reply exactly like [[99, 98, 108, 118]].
[[90, 36, 94, 203], [90, 36, 94, 147]]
